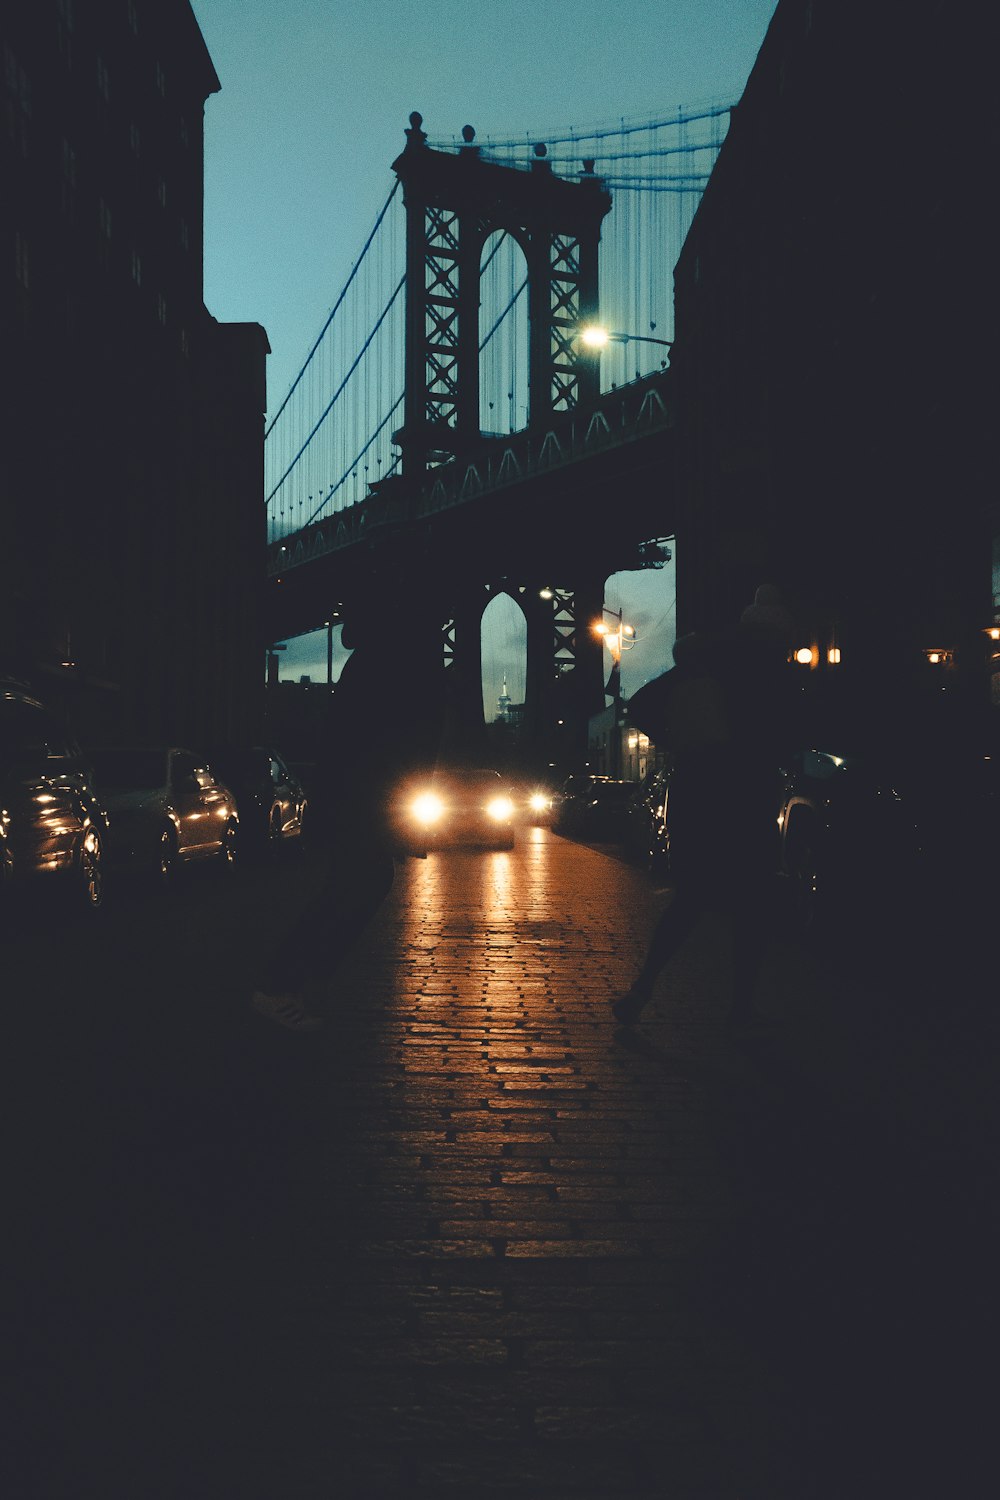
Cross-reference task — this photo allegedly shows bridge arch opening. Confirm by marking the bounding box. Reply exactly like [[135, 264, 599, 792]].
[[479, 232, 529, 436], [481, 591, 526, 726]]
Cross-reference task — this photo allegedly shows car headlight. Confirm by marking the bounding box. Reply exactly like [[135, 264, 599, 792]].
[[411, 791, 445, 826], [487, 796, 514, 821], [528, 792, 551, 813]]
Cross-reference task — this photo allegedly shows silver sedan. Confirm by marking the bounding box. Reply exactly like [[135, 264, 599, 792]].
[[89, 747, 240, 884]]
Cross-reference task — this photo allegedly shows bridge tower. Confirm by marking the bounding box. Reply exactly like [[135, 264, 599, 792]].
[[392, 115, 613, 762]]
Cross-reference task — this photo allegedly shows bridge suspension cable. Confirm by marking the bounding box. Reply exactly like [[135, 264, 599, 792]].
[[265, 274, 404, 508], [264, 181, 399, 442]]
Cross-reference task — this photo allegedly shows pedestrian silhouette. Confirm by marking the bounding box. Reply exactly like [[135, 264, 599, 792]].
[[611, 585, 796, 1027], [252, 593, 446, 1031]]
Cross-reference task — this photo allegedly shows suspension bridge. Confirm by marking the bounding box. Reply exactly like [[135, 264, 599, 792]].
[[263, 103, 733, 763]]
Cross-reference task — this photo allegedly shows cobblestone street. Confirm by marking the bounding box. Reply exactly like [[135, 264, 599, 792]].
[[9, 828, 996, 1498]]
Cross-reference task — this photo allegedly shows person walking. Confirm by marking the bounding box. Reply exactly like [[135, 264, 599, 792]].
[[252, 593, 446, 1031], [611, 585, 796, 1027]]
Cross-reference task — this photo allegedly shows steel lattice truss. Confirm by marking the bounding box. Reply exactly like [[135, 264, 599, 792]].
[[548, 235, 585, 414], [552, 587, 582, 673], [423, 206, 462, 432]]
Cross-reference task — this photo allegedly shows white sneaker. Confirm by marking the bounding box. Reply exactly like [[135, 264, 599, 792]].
[[251, 989, 323, 1032]]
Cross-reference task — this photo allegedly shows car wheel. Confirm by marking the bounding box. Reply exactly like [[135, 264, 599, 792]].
[[220, 819, 239, 867], [156, 826, 177, 885], [78, 828, 104, 910], [648, 838, 670, 878], [266, 805, 282, 857]]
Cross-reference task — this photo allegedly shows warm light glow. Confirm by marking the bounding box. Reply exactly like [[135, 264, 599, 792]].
[[528, 792, 550, 813], [593, 620, 610, 636], [987, 627, 1000, 640], [411, 792, 444, 826], [622, 624, 635, 638], [794, 647, 814, 665], [927, 652, 942, 664], [539, 588, 554, 599], [580, 325, 610, 349], [486, 796, 514, 822], [828, 647, 842, 664], [627, 733, 639, 749]]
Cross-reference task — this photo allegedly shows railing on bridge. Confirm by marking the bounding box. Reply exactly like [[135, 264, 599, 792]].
[[264, 368, 673, 577]]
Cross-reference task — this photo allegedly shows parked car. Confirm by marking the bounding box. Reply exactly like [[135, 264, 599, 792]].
[[554, 774, 639, 841], [777, 681, 998, 934], [205, 745, 309, 857], [624, 762, 673, 874], [0, 679, 106, 911], [395, 767, 516, 851], [89, 747, 240, 883]]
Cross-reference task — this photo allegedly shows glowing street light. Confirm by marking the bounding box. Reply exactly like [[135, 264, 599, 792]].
[[579, 324, 674, 352]]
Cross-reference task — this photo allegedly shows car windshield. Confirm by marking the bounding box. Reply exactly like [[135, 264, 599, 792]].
[[90, 749, 168, 790]]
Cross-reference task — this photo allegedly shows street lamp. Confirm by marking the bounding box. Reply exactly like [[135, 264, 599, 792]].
[[579, 325, 674, 353], [592, 606, 636, 777]]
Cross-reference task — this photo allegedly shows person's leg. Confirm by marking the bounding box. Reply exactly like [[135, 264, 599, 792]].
[[611, 879, 705, 1022]]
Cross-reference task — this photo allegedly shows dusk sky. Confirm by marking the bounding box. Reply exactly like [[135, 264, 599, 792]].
[[190, 0, 779, 712]]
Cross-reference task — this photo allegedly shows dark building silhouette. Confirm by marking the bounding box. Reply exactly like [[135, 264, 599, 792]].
[[2, 0, 268, 742], [670, 0, 992, 702]]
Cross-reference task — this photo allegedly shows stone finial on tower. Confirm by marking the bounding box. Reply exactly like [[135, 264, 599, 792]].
[[405, 111, 427, 148], [582, 158, 596, 175]]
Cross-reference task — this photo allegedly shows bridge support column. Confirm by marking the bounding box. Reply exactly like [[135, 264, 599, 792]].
[[523, 580, 607, 773], [441, 591, 486, 761], [560, 578, 607, 761], [522, 590, 556, 772]]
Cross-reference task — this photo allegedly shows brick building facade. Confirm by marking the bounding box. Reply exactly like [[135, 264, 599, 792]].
[[2, 0, 268, 743]]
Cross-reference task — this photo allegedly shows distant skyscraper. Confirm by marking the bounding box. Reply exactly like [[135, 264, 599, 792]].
[[496, 674, 513, 723]]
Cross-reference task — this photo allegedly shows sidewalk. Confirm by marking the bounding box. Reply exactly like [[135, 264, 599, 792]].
[[233, 829, 996, 1498], [12, 827, 990, 1498]]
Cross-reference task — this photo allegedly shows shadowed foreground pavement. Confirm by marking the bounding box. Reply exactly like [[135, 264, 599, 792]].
[[7, 828, 996, 1497]]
